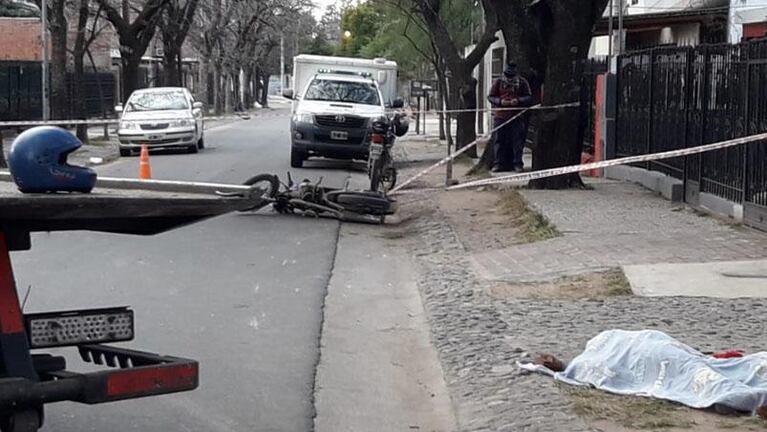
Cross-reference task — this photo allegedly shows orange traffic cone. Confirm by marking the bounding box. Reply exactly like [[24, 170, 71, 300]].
[[138, 144, 152, 179]]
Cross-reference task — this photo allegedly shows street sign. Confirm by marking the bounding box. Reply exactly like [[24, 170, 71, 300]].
[[410, 80, 438, 98]]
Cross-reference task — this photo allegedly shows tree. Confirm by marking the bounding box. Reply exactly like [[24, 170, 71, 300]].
[[161, 0, 199, 86], [487, 0, 608, 188], [336, 2, 380, 57], [190, 0, 311, 113], [382, 0, 497, 157], [95, 0, 169, 99], [70, 0, 111, 142], [189, 0, 235, 112], [317, 2, 343, 44]]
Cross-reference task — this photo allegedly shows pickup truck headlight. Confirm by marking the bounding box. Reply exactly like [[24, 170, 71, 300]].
[[293, 113, 314, 124], [120, 121, 138, 130], [169, 119, 193, 128]]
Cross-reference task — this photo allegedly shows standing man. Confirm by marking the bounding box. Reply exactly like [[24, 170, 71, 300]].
[[487, 63, 532, 172]]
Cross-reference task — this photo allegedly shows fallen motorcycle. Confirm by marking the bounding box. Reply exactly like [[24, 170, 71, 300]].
[[237, 173, 398, 224]]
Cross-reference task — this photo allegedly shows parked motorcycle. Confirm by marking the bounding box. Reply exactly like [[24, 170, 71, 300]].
[[238, 173, 397, 224], [368, 113, 409, 192]]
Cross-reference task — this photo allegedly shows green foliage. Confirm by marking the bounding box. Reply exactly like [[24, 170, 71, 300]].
[[356, 0, 483, 79], [336, 2, 382, 57]]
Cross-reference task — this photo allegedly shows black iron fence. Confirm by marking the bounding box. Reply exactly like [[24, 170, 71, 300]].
[[0, 62, 43, 122], [0, 61, 115, 122], [616, 39, 767, 229]]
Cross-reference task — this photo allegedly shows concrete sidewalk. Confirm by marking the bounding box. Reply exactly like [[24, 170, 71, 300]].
[[470, 179, 767, 285], [625, 259, 767, 298], [396, 132, 767, 299]]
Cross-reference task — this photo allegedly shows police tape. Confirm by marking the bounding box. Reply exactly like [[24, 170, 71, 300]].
[[439, 132, 767, 191], [0, 103, 573, 127], [0, 111, 290, 127], [395, 102, 579, 116], [389, 105, 539, 194]]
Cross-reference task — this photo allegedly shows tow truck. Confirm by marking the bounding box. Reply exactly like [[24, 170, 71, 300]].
[[0, 176, 263, 431]]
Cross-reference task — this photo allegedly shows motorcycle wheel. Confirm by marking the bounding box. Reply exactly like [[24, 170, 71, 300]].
[[328, 191, 395, 216], [382, 167, 397, 191], [368, 156, 384, 192], [239, 174, 280, 212]]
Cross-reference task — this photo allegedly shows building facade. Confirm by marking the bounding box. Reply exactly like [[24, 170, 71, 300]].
[[729, 0, 767, 41]]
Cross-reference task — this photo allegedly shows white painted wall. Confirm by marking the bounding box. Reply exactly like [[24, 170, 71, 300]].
[[729, 0, 767, 42]]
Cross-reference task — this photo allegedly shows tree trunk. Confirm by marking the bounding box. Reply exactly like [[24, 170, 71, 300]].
[[527, 0, 601, 189], [260, 73, 270, 107], [163, 42, 182, 86], [198, 57, 210, 106], [213, 63, 222, 115], [48, 0, 69, 119], [436, 66, 447, 140], [224, 73, 233, 113], [122, 54, 143, 99], [73, 0, 90, 143], [436, 71, 454, 155], [453, 74, 478, 158], [73, 55, 88, 143]]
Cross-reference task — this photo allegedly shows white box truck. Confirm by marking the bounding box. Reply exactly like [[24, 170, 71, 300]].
[[282, 55, 401, 168], [289, 55, 398, 107]]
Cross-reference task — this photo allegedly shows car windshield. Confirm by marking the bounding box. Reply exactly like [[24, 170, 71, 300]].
[[303, 79, 380, 106], [126, 91, 189, 112]]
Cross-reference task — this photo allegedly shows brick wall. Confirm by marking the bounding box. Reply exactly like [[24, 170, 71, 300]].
[[0, 18, 43, 61]]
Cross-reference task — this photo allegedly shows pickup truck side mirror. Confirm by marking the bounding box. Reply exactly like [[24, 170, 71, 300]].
[[192, 101, 204, 110], [391, 98, 404, 109], [283, 89, 294, 100], [114, 104, 123, 113]]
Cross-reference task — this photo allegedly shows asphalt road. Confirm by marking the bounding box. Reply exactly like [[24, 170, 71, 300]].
[[9, 106, 368, 432]]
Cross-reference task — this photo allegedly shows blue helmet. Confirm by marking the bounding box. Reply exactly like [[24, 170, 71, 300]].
[[8, 126, 97, 193]]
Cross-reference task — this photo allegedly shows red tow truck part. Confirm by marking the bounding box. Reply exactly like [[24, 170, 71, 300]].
[[0, 179, 261, 432]]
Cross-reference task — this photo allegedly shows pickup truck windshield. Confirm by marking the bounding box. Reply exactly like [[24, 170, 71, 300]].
[[303, 79, 381, 106]]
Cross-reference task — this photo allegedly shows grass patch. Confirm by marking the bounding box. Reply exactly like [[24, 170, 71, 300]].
[[744, 418, 767, 429], [564, 385, 696, 430], [487, 269, 633, 300], [604, 270, 633, 296], [497, 190, 560, 243]]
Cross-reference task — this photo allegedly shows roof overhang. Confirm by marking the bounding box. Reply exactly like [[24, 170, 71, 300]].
[[594, 8, 729, 36]]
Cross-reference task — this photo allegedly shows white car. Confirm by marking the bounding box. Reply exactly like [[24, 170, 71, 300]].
[[116, 87, 204, 156]]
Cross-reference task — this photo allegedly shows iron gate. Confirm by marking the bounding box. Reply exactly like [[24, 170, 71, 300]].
[[616, 40, 767, 231]]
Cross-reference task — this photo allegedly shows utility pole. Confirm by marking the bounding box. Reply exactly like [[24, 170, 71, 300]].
[[617, 0, 625, 55], [41, 0, 50, 121], [607, 0, 613, 59], [280, 34, 285, 91]]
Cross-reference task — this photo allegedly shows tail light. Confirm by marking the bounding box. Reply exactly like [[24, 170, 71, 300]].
[[25, 307, 134, 348], [371, 134, 385, 144]]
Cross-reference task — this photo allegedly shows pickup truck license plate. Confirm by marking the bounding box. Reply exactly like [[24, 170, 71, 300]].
[[331, 131, 348, 140]]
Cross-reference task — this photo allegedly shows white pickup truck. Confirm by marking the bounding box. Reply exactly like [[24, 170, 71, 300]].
[[283, 55, 401, 168]]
